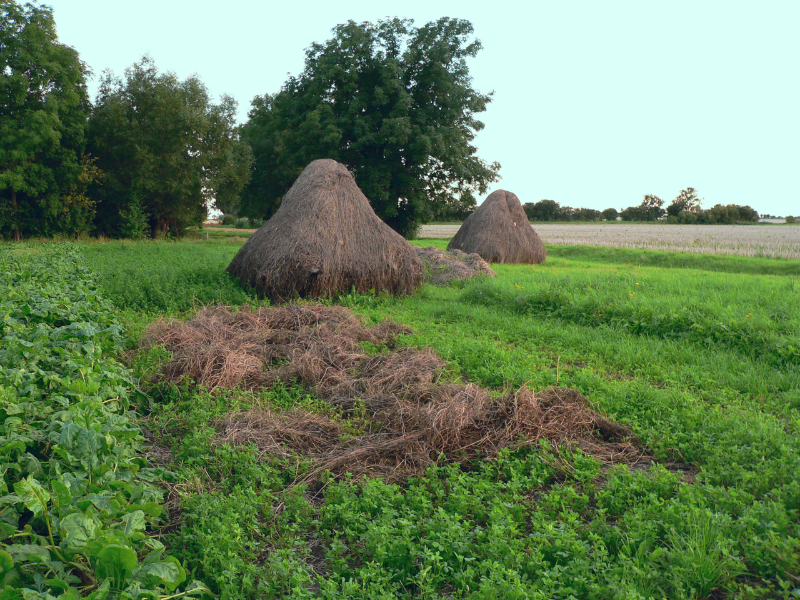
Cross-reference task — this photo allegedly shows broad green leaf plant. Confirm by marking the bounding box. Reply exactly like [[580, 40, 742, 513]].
[[0, 244, 209, 598]]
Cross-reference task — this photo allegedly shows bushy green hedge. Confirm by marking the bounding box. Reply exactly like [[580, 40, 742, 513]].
[[0, 245, 208, 598]]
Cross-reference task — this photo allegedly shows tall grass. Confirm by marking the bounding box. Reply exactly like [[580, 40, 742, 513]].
[[81, 239, 258, 313]]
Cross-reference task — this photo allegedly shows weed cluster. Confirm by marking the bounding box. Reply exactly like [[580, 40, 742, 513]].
[[81, 240, 258, 314]]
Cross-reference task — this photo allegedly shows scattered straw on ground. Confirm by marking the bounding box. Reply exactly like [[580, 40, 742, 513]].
[[415, 246, 496, 285], [143, 304, 643, 482]]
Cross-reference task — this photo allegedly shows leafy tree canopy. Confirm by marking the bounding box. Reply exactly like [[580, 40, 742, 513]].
[[667, 187, 702, 217], [88, 56, 252, 237], [239, 17, 500, 237], [621, 194, 665, 221], [602, 207, 619, 221], [0, 0, 94, 240]]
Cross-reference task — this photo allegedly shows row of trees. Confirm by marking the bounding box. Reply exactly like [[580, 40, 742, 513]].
[[0, 2, 784, 241], [619, 188, 759, 224], [519, 189, 761, 224], [1, 3, 499, 240], [522, 200, 611, 222], [1, 3, 253, 240]]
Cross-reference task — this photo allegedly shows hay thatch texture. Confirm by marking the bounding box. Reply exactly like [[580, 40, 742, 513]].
[[143, 304, 643, 482], [140, 303, 413, 393], [217, 387, 640, 483], [447, 190, 547, 264], [415, 246, 496, 285], [227, 159, 424, 302]]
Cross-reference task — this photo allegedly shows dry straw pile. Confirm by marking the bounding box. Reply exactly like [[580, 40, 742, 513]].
[[143, 304, 641, 483], [414, 246, 496, 285], [448, 190, 546, 264], [226, 159, 424, 302]]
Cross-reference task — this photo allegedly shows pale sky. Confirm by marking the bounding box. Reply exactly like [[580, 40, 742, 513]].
[[45, 0, 799, 216]]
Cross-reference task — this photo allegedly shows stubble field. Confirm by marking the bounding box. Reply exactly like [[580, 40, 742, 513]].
[[420, 223, 800, 259]]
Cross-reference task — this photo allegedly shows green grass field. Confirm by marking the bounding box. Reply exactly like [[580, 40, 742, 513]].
[[75, 238, 800, 599]]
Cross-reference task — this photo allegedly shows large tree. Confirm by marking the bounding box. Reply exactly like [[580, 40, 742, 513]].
[[621, 194, 665, 221], [666, 187, 701, 217], [0, 1, 95, 241], [239, 18, 500, 237], [88, 56, 252, 237]]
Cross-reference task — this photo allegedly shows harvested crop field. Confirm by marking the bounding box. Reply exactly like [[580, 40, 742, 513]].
[[421, 223, 800, 258]]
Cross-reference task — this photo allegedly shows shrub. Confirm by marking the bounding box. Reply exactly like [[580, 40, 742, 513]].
[[221, 214, 236, 225], [118, 194, 149, 239], [234, 217, 251, 229], [786, 215, 798, 224]]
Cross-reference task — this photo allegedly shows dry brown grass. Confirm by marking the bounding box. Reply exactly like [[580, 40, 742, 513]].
[[415, 246, 496, 285], [143, 304, 643, 483]]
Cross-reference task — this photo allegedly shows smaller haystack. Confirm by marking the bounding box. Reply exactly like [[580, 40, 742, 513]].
[[415, 246, 496, 285], [227, 159, 424, 301], [447, 190, 546, 264]]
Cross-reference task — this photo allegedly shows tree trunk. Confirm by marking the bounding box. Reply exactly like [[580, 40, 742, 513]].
[[11, 188, 21, 242], [151, 218, 169, 238]]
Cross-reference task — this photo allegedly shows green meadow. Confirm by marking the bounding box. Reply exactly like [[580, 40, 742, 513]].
[[4, 237, 798, 599]]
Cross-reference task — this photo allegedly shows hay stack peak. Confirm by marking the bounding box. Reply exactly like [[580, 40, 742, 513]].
[[227, 159, 424, 301], [447, 190, 546, 264]]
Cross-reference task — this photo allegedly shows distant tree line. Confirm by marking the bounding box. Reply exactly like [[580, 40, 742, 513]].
[[618, 188, 759, 224], [521, 200, 605, 222], [517, 188, 762, 225]]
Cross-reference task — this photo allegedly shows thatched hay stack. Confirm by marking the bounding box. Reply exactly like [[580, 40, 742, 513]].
[[447, 190, 546, 264], [227, 159, 424, 301]]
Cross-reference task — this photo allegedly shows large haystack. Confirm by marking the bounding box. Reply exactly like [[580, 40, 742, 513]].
[[447, 190, 546, 264], [227, 159, 424, 301]]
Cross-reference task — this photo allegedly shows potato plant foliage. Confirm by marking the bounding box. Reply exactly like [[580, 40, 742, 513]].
[[0, 245, 207, 598]]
